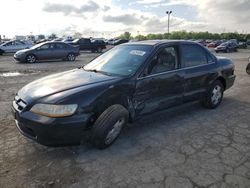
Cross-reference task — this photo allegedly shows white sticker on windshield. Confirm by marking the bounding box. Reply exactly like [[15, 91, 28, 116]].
[[130, 50, 146, 56]]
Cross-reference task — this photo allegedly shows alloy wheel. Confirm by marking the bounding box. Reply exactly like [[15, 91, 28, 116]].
[[211, 85, 222, 105], [105, 118, 125, 145]]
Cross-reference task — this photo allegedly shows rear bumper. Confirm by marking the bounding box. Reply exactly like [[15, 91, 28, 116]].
[[12, 105, 92, 146]]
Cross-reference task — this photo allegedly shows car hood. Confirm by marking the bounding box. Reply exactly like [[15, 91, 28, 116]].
[[18, 69, 119, 103], [16, 48, 31, 54]]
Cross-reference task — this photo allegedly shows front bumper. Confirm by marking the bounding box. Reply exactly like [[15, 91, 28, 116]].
[[12, 101, 93, 146], [225, 75, 236, 90], [14, 54, 25, 62], [215, 48, 226, 52]]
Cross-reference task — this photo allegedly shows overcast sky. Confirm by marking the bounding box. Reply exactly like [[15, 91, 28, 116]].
[[1, 0, 250, 38]]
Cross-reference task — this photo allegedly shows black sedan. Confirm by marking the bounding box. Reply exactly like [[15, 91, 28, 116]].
[[215, 42, 238, 53], [14, 42, 80, 63], [12, 40, 236, 149]]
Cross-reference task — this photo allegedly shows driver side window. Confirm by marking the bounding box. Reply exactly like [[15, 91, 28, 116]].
[[148, 46, 178, 75], [39, 44, 50, 50]]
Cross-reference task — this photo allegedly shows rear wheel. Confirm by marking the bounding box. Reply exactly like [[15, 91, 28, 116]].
[[26, 54, 36, 63], [91, 104, 129, 149], [203, 80, 224, 109], [67, 53, 76, 61]]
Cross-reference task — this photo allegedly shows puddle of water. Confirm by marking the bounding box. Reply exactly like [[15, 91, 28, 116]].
[[0, 72, 23, 77], [0, 70, 39, 77]]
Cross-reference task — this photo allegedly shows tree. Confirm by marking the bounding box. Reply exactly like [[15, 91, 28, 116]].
[[73, 32, 82, 39], [48, 33, 57, 40], [119, 32, 131, 40]]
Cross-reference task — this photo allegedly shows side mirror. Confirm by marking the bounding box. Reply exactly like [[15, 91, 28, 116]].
[[248, 57, 250, 62]]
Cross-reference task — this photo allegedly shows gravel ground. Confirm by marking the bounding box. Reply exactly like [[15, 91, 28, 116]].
[[0, 48, 250, 188]]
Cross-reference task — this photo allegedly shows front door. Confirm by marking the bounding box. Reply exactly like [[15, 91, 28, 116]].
[[35, 43, 53, 60], [133, 45, 184, 115]]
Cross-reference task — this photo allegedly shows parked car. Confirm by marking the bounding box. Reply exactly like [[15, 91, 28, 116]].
[[194, 39, 206, 46], [12, 40, 235, 148], [215, 42, 238, 53], [62, 38, 74, 43], [14, 41, 80, 63], [247, 39, 250, 45], [207, 40, 222, 48], [238, 42, 247, 49], [113, 39, 129, 45], [246, 57, 250, 75], [69, 38, 106, 52], [0, 40, 33, 55]]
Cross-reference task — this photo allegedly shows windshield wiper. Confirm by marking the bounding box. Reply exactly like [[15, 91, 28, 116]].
[[83, 68, 113, 76]]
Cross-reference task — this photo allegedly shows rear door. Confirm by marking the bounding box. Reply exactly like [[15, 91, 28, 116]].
[[3, 41, 15, 52], [56, 43, 69, 59], [180, 43, 218, 102], [14, 41, 27, 51], [134, 45, 185, 115]]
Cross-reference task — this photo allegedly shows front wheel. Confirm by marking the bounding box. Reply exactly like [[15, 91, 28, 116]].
[[26, 54, 36, 63], [203, 80, 224, 109], [0, 50, 4, 55], [246, 63, 250, 75], [91, 104, 129, 149], [67, 53, 76, 61], [96, 48, 102, 53]]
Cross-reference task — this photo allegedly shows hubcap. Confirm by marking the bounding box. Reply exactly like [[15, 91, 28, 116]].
[[211, 85, 222, 105], [105, 118, 124, 145], [68, 54, 75, 61], [27, 55, 35, 63]]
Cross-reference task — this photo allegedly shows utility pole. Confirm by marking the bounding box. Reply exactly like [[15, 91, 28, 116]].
[[166, 11, 172, 36]]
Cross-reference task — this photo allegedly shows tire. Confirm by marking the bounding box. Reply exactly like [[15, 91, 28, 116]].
[[26, 54, 36, 63], [96, 48, 102, 53], [91, 104, 129, 149], [0, 50, 4, 55], [246, 63, 250, 75], [67, 53, 76, 61], [226, 48, 230, 53], [203, 80, 224, 109]]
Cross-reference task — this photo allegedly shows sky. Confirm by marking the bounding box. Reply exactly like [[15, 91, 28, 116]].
[[0, 0, 250, 38]]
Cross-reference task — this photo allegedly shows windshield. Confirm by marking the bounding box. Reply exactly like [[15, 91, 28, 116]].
[[84, 45, 153, 76], [220, 43, 228, 46]]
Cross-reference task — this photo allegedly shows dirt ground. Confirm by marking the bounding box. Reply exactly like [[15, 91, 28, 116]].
[[0, 48, 250, 188]]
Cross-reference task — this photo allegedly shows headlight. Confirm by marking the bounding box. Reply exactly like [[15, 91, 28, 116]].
[[30, 104, 78, 117]]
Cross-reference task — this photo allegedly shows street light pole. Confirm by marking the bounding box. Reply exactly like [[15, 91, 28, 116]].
[[166, 11, 172, 36]]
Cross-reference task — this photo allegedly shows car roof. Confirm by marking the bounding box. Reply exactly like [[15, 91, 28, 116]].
[[123, 40, 199, 46], [43, 41, 68, 44]]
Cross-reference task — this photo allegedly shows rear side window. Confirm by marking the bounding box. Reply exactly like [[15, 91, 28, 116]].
[[181, 44, 207, 68], [55, 43, 68, 49]]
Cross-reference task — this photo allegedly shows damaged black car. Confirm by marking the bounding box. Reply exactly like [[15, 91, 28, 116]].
[[12, 40, 236, 149]]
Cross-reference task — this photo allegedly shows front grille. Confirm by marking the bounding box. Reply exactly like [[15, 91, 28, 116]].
[[13, 95, 27, 112]]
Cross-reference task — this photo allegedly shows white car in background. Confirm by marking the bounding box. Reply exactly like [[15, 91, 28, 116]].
[[0, 40, 33, 55]]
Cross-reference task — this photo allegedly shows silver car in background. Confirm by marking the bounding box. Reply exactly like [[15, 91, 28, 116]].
[[14, 41, 80, 63], [0, 40, 33, 55]]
